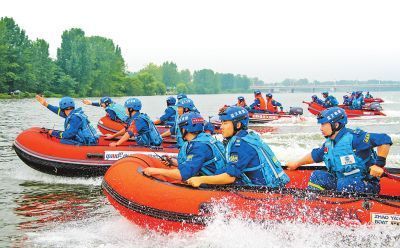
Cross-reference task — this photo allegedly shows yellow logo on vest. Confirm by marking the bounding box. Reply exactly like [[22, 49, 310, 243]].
[[186, 154, 193, 161], [364, 133, 370, 143], [229, 154, 239, 163]]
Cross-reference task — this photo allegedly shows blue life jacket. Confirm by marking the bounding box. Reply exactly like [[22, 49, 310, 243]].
[[323, 131, 375, 179], [178, 133, 226, 176], [174, 113, 185, 148], [106, 103, 128, 123], [351, 97, 364, 110], [226, 131, 290, 187], [324, 96, 338, 107], [166, 106, 178, 123], [134, 113, 163, 146], [64, 108, 99, 145]]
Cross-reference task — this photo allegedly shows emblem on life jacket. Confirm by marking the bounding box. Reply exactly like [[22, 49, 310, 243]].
[[364, 133, 370, 143], [235, 139, 241, 147], [186, 154, 193, 161], [324, 146, 328, 153], [340, 155, 355, 165], [229, 153, 238, 163]]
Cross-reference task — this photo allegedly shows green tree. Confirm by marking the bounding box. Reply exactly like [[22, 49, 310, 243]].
[[139, 63, 162, 82], [176, 82, 188, 94], [57, 28, 91, 95], [0, 17, 32, 92], [126, 76, 144, 96], [193, 69, 220, 94], [161, 61, 179, 88], [179, 69, 191, 83]]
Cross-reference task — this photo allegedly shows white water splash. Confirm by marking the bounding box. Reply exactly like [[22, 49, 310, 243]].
[[24, 203, 400, 248]]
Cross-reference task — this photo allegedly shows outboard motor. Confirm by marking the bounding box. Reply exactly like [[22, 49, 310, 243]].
[[289, 107, 303, 115], [369, 103, 383, 111]]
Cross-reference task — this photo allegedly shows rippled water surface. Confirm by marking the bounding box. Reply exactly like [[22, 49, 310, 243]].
[[0, 92, 399, 247]]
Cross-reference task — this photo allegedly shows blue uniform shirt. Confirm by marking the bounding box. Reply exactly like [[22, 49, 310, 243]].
[[222, 130, 267, 185], [313, 97, 325, 105], [311, 128, 392, 166], [126, 112, 149, 138], [178, 141, 215, 181], [159, 106, 176, 123], [249, 99, 260, 109], [47, 104, 83, 140], [323, 95, 339, 107], [92, 102, 119, 121]]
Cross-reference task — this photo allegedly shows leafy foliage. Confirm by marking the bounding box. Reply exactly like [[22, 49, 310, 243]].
[[0, 17, 254, 98]]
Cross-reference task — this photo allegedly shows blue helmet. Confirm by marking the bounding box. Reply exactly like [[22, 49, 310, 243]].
[[322, 91, 329, 96], [238, 96, 245, 101], [204, 121, 215, 134], [343, 95, 349, 99], [266, 93, 273, 98], [219, 106, 249, 128], [177, 93, 187, 100], [254, 90, 261, 95], [100, 96, 113, 105], [166, 96, 176, 106], [177, 98, 195, 111], [124, 98, 142, 111], [312, 95, 318, 99], [178, 112, 204, 133], [59, 97, 75, 110], [317, 107, 347, 126]]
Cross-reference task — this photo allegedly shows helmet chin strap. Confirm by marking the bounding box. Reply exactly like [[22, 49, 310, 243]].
[[325, 123, 343, 138], [128, 108, 134, 117], [181, 128, 188, 140]]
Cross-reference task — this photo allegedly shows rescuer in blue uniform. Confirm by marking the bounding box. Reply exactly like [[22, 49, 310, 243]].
[[105, 98, 162, 147], [286, 107, 392, 194], [311, 95, 325, 105], [350, 91, 365, 110], [342, 95, 352, 106], [161, 98, 198, 147], [82, 96, 128, 123], [143, 112, 226, 181], [322, 91, 339, 108], [187, 106, 290, 188], [35, 95, 98, 145], [154, 96, 177, 126]]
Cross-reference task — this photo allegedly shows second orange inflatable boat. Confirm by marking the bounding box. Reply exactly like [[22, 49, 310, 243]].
[[103, 155, 400, 233]]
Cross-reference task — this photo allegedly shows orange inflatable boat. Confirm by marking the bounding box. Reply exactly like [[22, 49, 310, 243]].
[[13, 127, 178, 177], [304, 101, 385, 118], [102, 155, 400, 233]]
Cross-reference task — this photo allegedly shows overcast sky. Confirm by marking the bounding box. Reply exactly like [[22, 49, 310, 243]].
[[2, 0, 400, 82]]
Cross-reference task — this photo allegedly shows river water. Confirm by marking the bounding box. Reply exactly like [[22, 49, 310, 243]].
[[0, 92, 399, 247]]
